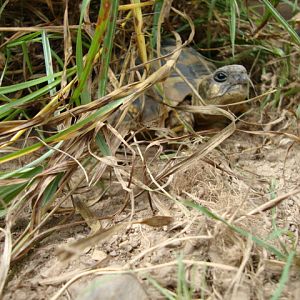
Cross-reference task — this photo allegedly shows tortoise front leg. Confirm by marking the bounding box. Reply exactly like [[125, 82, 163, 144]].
[[165, 99, 195, 134]]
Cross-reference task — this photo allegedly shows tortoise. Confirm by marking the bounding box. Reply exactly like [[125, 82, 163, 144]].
[[126, 43, 249, 132]]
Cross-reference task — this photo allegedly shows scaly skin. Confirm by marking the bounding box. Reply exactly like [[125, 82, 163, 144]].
[[196, 64, 248, 107]]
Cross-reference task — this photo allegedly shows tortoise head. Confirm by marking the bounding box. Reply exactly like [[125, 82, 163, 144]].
[[198, 65, 249, 106]]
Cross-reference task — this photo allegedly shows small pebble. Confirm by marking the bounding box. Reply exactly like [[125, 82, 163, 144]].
[[110, 250, 118, 257]]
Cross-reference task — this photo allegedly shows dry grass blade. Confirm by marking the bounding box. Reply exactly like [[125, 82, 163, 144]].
[[134, 216, 174, 227], [62, 2, 73, 89], [56, 216, 174, 262], [158, 117, 236, 179], [73, 198, 101, 234], [130, 0, 148, 70], [0, 178, 28, 185], [56, 223, 126, 262], [245, 188, 300, 217], [225, 237, 253, 298], [72, 0, 112, 104], [119, 1, 155, 11], [0, 225, 12, 298], [0, 77, 76, 147], [238, 129, 300, 143]]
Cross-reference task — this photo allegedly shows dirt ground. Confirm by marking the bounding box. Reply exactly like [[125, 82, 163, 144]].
[[2, 110, 300, 300]]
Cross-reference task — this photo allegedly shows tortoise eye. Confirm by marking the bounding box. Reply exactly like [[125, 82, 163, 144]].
[[214, 71, 228, 82]]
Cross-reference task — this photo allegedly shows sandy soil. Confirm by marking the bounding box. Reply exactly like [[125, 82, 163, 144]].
[[2, 111, 300, 300]]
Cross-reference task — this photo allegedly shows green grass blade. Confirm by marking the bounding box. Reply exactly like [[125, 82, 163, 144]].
[[207, 0, 217, 50], [0, 78, 62, 118], [182, 200, 286, 260], [0, 142, 63, 180], [147, 276, 176, 300], [0, 209, 7, 218], [0, 69, 76, 119], [0, 67, 76, 95], [72, 0, 111, 105], [229, 0, 237, 56], [21, 42, 33, 75], [97, 0, 119, 98], [0, 97, 125, 164], [0, 0, 9, 18], [6, 32, 42, 48], [0, 94, 12, 103], [271, 251, 296, 300], [95, 133, 111, 156], [0, 166, 43, 209], [42, 30, 56, 96], [75, 0, 91, 106], [94, 0, 119, 156], [261, 0, 300, 46], [150, 0, 163, 49], [51, 48, 64, 69], [177, 254, 191, 299], [2, 109, 21, 120], [41, 173, 64, 207]]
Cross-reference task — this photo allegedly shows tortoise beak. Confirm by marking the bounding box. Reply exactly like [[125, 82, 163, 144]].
[[230, 72, 249, 85], [221, 66, 249, 98]]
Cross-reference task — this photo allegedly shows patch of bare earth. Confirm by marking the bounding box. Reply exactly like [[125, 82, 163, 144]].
[[3, 112, 300, 300]]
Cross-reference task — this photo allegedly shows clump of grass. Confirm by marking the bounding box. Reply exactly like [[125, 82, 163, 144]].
[[0, 0, 299, 299]]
